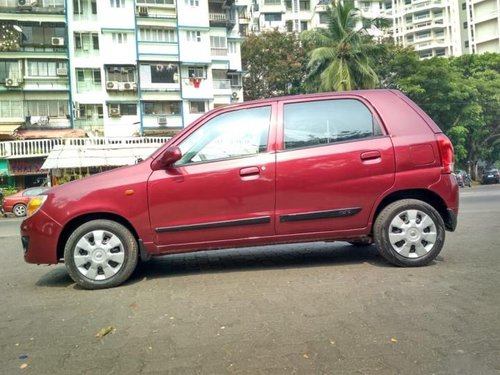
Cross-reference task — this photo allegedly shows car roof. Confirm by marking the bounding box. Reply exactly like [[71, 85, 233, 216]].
[[219, 89, 399, 108]]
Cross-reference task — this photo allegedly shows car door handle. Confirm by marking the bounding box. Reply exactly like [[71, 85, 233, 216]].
[[240, 167, 261, 177], [360, 151, 381, 161]]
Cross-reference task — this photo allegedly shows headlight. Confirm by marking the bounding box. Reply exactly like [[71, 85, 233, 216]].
[[27, 195, 48, 217]]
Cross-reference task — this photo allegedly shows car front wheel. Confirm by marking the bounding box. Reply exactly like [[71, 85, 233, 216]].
[[374, 199, 445, 267], [64, 220, 139, 289]]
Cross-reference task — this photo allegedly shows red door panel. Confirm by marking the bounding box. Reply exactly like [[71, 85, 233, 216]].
[[148, 153, 276, 249], [275, 137, 395, 235]]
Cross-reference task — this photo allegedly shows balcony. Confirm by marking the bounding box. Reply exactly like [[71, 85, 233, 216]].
[[73, 118, 104, 135], [0, 0, 65, 14], [209, 13, 236, 28], [404, 0, 443, 13], [0, 137, 170, 159], [211, 47, 228, 57], [414, 38, 447, 50], [213, 79, 231, 90], [407, 20, 446, 33], [474, 9, 500, 24]]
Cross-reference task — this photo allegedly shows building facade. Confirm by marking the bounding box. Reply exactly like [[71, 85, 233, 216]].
[[382, 0, 499, 58], [244, 0, 498, 58], [0, 0, 245, 139], [383, 0, 468, 58], [0, 0, 70, 138], [464, 0, 500, 54], [0, 0, 246, 188], [246, 0, 385, 35]]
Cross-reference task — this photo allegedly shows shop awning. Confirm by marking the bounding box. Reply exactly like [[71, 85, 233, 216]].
[[41, 143, 160, 170], [15, 129, 86, 139], [0, 124, 21, 139]]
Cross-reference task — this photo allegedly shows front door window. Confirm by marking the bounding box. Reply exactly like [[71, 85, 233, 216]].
[[177, 106, 271, 164]]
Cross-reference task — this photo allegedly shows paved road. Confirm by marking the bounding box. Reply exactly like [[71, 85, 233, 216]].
[[1, 185, 499, 374], [0, 215, 21, 237]]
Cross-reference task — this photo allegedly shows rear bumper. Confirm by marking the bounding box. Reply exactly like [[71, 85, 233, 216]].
[[21, 210, 62, 264], [428, 173, 459, 232], [446, 207, 458, 232]]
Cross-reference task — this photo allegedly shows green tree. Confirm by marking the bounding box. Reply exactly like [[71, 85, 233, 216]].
[[376, 48, 500, 179], [300, 0, 381, 92], [372, 40, 419, 89], [241, 30, 308, 100], [450, 54, 500, 176], [0, 23, 21, 52]]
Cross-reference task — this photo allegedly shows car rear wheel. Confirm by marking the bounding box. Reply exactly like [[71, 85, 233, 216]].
[[13, 203, 27, 217], [64, 220, 138, 289], [374, 199, 445, 267]]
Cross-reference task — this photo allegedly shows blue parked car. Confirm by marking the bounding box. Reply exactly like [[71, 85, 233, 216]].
[[482, 169, 499, 184]]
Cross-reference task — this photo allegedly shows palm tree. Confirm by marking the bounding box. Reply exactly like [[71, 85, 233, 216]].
[[301, 0, 382, 92]]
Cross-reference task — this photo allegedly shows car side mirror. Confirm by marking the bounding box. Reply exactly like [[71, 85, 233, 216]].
[[157, 146, 182, 169]]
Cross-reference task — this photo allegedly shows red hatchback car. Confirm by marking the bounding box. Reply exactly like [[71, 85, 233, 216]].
[[21, 90, 459, 289], [3, 187, 49, 217]]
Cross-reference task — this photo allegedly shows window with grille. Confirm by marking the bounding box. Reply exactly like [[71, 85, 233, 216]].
[[143, 101, 181, 115], [112, 33, 128, 44], [187, 31, 201, 42], [27, 61, 67, 77], [139, 28, 177, 43]]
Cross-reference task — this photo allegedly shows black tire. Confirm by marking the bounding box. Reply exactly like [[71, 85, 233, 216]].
[[373, 199, 445, 267], [348, 239, 373, 247], [64, 220, 138, 289], [13, 203, 27, 217]]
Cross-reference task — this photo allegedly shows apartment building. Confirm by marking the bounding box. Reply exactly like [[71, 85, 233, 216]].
[[248, 0, 463, 59], [0, 0, 245, 140], [382, 0, 467, 58], [246, 0, 498, 58], [382, 0, 499, 58], [0, 0, 70, 139], [248, 0, 385, 34], [463, 0, 500, 53], [68, 0, 244, 137], [0, 0, 69, 187], [0, 0, 245, 188]]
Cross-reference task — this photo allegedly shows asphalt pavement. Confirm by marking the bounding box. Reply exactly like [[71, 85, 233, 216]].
[[0, 184, 499, 374]]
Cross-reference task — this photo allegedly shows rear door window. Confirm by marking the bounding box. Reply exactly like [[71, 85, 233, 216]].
[[283, 99, 383, 150], [23, 188, 44, 196]]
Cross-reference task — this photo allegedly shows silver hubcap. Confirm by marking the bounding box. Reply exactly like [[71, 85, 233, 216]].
[[14, 205, 26, 216], [73, 230, 125, 281], [388, 209, 437, 259]]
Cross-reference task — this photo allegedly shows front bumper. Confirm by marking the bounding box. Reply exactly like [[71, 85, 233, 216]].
[[21, 210, 63, 264]]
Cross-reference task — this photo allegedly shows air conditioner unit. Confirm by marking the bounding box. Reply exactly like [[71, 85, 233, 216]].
[[17, 0, 37, 8], [136, 5, 148, 16], [51, 37, 64, 46], [109, 107, 121, 117], [56, 68, 68, 76], [157, 116, 167, 126], [122, 82, 137, 91], [106, 81, 119, 90], [5, 78, 19, 87]]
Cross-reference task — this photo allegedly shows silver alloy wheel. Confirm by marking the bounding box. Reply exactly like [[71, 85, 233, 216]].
[[388, 209, 437, 259], [73, 230, 125, 281], [13, 204, 26, 217]]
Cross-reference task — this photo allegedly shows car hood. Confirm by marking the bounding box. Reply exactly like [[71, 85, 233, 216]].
[[41, 162, 152, 223]]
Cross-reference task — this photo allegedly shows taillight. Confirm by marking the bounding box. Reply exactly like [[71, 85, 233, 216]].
[[436, 133, 454, 174]]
